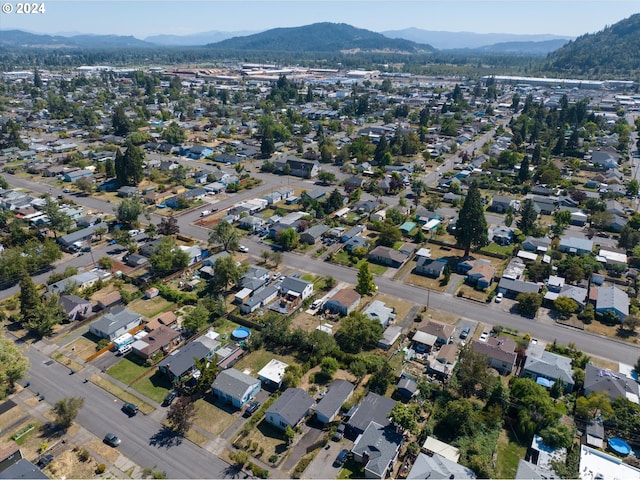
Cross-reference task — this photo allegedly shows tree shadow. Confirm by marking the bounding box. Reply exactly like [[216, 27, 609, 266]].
[[149, 425, 183, 448], [222, 463, 245, 479]]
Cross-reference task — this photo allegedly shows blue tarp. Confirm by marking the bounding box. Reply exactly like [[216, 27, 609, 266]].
[[536, 377, 553, 388]]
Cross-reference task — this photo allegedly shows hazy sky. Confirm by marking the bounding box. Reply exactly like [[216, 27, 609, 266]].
[[2, 1, 638, 38]]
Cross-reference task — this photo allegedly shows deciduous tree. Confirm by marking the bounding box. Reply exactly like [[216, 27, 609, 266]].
[[355, 262, 376, 296], [166, 397, 195, 436], [52, 397, 85, 430], [208, 220, 239, 252], [335, 311, 383, 353]]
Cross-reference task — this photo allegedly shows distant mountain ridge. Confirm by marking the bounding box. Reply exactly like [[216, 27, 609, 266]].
[[382, 28, 573, 50], [145, 30, 259, 46], [206, 22, 434, 53], [0, 29, 154, 48]]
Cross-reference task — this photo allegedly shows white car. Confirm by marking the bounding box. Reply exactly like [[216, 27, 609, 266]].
[[200, 210, 211, 217], [479, 332, 489, 342], [238, 245, 249, 253], [495, 292, 504, 303]]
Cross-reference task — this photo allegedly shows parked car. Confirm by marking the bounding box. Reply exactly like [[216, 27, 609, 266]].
[[200, 210, 211, 217], [162, 390, 177, 407], [334, 449, 350, 467], [104, 432, 121, 447], [272, 272, 282, 280], [243, 400, 261, 418], [460, 327, 470, 339], [333, 423, 345, 441], [117, 344, 132, 356], [37, 454, 54, 468], [495, 292, 504, 303], [238, 245, 249, 253], [312, 299, 323, 310], [122, 402, 138, 416], [479, 331, 489, 342]]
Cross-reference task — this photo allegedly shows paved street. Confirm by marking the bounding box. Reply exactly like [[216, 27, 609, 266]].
[[22, 344, 233, 479], [9, 171, 640, 367]]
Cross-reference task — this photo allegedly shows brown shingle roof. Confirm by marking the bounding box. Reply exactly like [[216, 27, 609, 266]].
[[419, 321, 455, 341]]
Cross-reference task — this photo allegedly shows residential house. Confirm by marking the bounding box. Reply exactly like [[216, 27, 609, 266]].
[[275, 157, 319, 178], [240, 286, 279, 314], [609, 214, 628, 233], [257, 359, 288, 389], [341, 225, 366, 243], [559, 236, 593, 255], [265, 388, 314, 431], [300, 224, 329, 245], [400, 221, 416, 236], [89, 307, 142, 340], [591, 149, 620, 169], [377, 325, 402, 351], [94, 290, 122, 310], [532, 185, 554, 196], [117, 186, 139, 198], [428, 343, 458, 378], [584, 364, 639, 403], [145, 311, 178, 332], [522, 343, 574, 393], [63, 169, 94, 183], [472, 336, 517, 375], [157, 332, 220, 381], [396, 377, 418, 400], [315, 379, 355, 424], [363, 300, 396, 328], [418, 321, 455, 346], [579, 445, 640, 480], [345, 235, 369, 252], [466, 260, 495, 289], [531, 196, 556, 215], [492, 226, 514, 246], [545, 284, 588, 310], [211, 368, 262, 408], [323, 288, 361, 316], [595, 285, 629, 322], [368, 246, 407, 268], [498, 278, 541, 298], [238, 216, 265, 232], [346, 392, 396, 438], [415, 257, 448, 278], [490, 195, 517, 213], [279, 276, 314, 301], [351, 422, 403, 479], [59, 294, 92, 321], [57, 224, 99, 250], [407, 453, 476, 480], [131, 325, 181, 359]]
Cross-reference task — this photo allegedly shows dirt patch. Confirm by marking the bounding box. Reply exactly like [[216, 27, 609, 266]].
[[86, 439, 120, 463], [298, 367, 355, 393], [405, 271, 449, 292], [290, 310, 326, 332], [457, 285, 492, 302], [127, 296, 174, 318], [46, 447, 106, 479], [63, 336, 98, 361], [192, 398, 237, 436], [0, 406, 27, 430]]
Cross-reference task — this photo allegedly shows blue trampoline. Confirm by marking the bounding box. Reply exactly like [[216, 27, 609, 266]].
[[232, 327, 251, 341], [608, 438, 631, 456]]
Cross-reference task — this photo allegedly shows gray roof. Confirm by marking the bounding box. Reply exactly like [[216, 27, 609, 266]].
[[584, 364, 639, 401], [91, 307, 141, 336], [559, 236, 593, 252], [212, 368, 260, 400], [59, 294, 91, 312], [595, 285, 629, 317], [0, 459, 49, 479], [242, 285, 278, 310], [280, 276, 312, 295], [498, 277, 540, 295], [158, 337, 219, 378], [315, 379, 355, 421], [301, 224, 329, 239], [523, 344, 574, 386], [58, 224, 99, 246], [408, 452, 476, 479], [348, 392, 395, 434], [514, 459, 556, 480], [352, 422, 403, 478], [266, 388, 314, 426]]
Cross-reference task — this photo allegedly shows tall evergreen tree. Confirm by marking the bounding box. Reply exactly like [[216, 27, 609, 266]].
[[122, 141, 144, 185], [374, 135, 389, 164], [517, 199, 539, 236], [455, 182, 488, 257], [105, 157, 116, 178], [111, 105, 132, 137], [355, 262, 376, 296], [114, 148, 127, 187], [19, 272, 41, 325], [518, 156, 530, 183]]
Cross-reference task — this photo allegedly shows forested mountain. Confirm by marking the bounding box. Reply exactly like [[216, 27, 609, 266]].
[[472, 39, 569, 55], [0, 30, 154, 49], [208, 22, 434, 53], [145, 30, 258, 46], [545, 13, 640, 78]]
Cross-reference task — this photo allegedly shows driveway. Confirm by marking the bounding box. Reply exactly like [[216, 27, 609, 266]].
[[303, 436, 353, 479], [280, 422, 325, 472]]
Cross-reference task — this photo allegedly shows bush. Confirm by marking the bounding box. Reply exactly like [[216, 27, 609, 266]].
[[268, 454, 279, 464], [77, 447, 90, 462], [96, 339, 110, 351], [96, 464, 106, 474]]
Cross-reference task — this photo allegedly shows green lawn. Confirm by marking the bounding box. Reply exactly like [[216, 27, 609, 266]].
[[480, 243, 515, 256], [356, 259, 387, 276], [233, 349, 298, 376], [107, 357, 150, 385], [330, 249, 355, 267], [496, 429, 527, 479], [131, 369, 173, 404]]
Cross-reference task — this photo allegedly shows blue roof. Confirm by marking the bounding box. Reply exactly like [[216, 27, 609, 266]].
[[536, 377, 553, 388]]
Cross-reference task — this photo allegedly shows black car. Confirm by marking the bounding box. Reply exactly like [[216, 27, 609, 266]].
[[37, 454, 54, 468], [243, 400, 261, 417], [122, 402, 138, 416], [460, 327, 470, 339], [162, 391, 177, 407]]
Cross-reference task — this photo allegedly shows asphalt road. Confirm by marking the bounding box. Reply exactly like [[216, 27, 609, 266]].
[[23, 346, 232, 479]]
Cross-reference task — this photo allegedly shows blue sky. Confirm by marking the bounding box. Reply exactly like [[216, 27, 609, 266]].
[[3, 1, 638, 38]]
